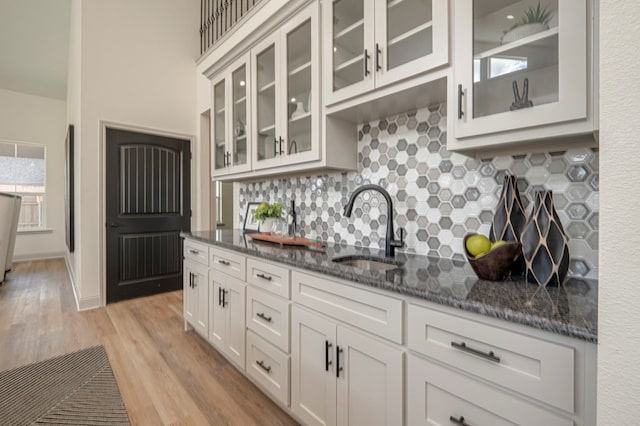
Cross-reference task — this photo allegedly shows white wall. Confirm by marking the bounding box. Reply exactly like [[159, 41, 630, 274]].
[[598, 0, 640, 422], [68, 0, 199, 308], [0, 88, 66, 260], [65, 0, 82, 288]]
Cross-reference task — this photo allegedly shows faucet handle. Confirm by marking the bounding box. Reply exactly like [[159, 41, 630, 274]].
[[392, 228, 405, 248]]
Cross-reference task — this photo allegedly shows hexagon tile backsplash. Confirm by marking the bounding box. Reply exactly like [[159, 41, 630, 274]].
[[239, 103, 599, 280]]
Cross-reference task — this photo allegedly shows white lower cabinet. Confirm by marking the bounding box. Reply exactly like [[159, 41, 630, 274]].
[[246, 330, 291, 407], [183, 260, 208, 337], [407, 354, 573, 426], [209, 273, 246, 370], [291, 305, 404, 426]]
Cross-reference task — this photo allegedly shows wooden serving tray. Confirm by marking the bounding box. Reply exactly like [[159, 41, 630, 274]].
[[248, 232, 326, 249]]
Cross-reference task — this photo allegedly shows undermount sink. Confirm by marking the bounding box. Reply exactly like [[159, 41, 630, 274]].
[[332, 255, 403, 272]]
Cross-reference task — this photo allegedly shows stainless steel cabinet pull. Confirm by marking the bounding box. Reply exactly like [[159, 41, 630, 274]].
[[325, 340, 332, 372], [449, 415, 469, 426], [256, 273, 272, 281], [336, 346, 343, 378], [256, 312, 272, 322], [218, 259, 231, 266], [256, 360, 271, 373], [458, 84, 465, 119], [451, 341, 500, 363]]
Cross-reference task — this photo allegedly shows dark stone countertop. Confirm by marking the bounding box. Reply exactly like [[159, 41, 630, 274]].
[[183, 230, 598, 342]]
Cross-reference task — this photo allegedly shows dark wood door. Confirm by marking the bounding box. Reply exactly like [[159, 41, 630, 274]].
[[106, 128, 190, 303]]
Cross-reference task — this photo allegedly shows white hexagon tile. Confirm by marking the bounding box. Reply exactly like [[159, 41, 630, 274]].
[[239, 103, 599, 279]]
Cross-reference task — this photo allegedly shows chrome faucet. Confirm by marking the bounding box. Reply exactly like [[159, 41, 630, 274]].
[[343, 184, 404, 258]]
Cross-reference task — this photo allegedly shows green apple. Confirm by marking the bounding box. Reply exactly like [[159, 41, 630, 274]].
[[466, 234, 491, 258]]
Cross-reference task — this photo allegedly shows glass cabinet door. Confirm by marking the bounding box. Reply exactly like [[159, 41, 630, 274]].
[[455, 0, 586, 138], [386, 0, 433, 70], [254, 38, 280, 167], [285, 17, 313, 158], [473, 0, 559, 119], [212, 79, 227, 173], [231, 63, 249, 169], [327, 0, 374, 104]]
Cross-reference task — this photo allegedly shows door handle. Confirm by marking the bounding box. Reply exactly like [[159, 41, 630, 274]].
[[375, 43, 382, 71], [458, 84, 465, 119], [222, 289, 228, 307], [325, 340, 332, 372], [189, 273, 193, 288], [256, 312, 272, 323], [218, 286, 223, 306], [364, 49, 370, 77], [256, 360, 272, 373], [336, 345, 343, 378], [279, 136, 284, 155], [451, 341, 501, 363], [449, 416, 470, 426], [274, 138, 279, 156]]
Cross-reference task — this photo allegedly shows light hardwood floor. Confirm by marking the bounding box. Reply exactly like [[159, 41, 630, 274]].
[[0, 259, 298, 426]]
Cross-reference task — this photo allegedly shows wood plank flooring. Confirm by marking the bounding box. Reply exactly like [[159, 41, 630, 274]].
[[0, 259, 297, 426]]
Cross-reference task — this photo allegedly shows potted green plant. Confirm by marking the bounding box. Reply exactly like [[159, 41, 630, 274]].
[[252, 202, 284, 233], [501, 2, 554, 45]]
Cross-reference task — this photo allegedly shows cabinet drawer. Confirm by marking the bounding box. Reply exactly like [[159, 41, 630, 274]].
[[246, 330, 290, 407], [247, 258, 291, 298], [247, 286, 291, 352], [184, 240, 209, 266], [407, 354, 573, 426], [210, 248, 246, 281], [292, 271, 403, 344], [408, 304, 575, 413]]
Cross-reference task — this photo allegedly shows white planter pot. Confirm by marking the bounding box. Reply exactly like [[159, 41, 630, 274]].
[[501, 23, 549, 45]]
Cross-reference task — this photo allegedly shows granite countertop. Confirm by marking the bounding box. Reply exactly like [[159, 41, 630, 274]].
[[184, 230, 598, 342]]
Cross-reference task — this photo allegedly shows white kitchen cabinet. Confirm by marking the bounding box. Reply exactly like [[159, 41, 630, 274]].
[[211, 53, 252, 177], [209, 274, 247, 370], [323, 0, 449, 106], [183, 260, 209, 337], [291, 305, 403, 426], [407, 354, 574, 426], [252, 3, 321, 171], [449, 0, 597, 152]]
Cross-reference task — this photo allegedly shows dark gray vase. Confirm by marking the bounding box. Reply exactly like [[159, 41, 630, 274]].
[[521, 191, 570, 287], [490, 175, 527, 275]]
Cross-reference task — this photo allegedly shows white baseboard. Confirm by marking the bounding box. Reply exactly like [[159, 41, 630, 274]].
[[64, 254, 101, 312], [13, 251, 66, 263]]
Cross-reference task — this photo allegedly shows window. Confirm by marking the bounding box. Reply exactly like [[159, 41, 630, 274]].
[[0, 141, 46, 230]]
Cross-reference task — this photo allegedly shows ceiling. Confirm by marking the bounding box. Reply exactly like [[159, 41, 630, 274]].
[[0, 0, 71, 100]]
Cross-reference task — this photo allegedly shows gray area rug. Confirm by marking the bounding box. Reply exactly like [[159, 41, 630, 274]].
[[0, 345, 130, 425]]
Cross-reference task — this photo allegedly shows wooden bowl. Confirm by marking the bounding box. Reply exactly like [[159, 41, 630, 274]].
[[463, 234, 522, 281]]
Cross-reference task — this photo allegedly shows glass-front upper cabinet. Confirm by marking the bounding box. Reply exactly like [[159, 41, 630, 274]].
[[211, 53, 252, 178], [212, 78, 227, 175], [323, 0, 448, 105], [454, 0, 587, 139], [252, 3, 320, 171]]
